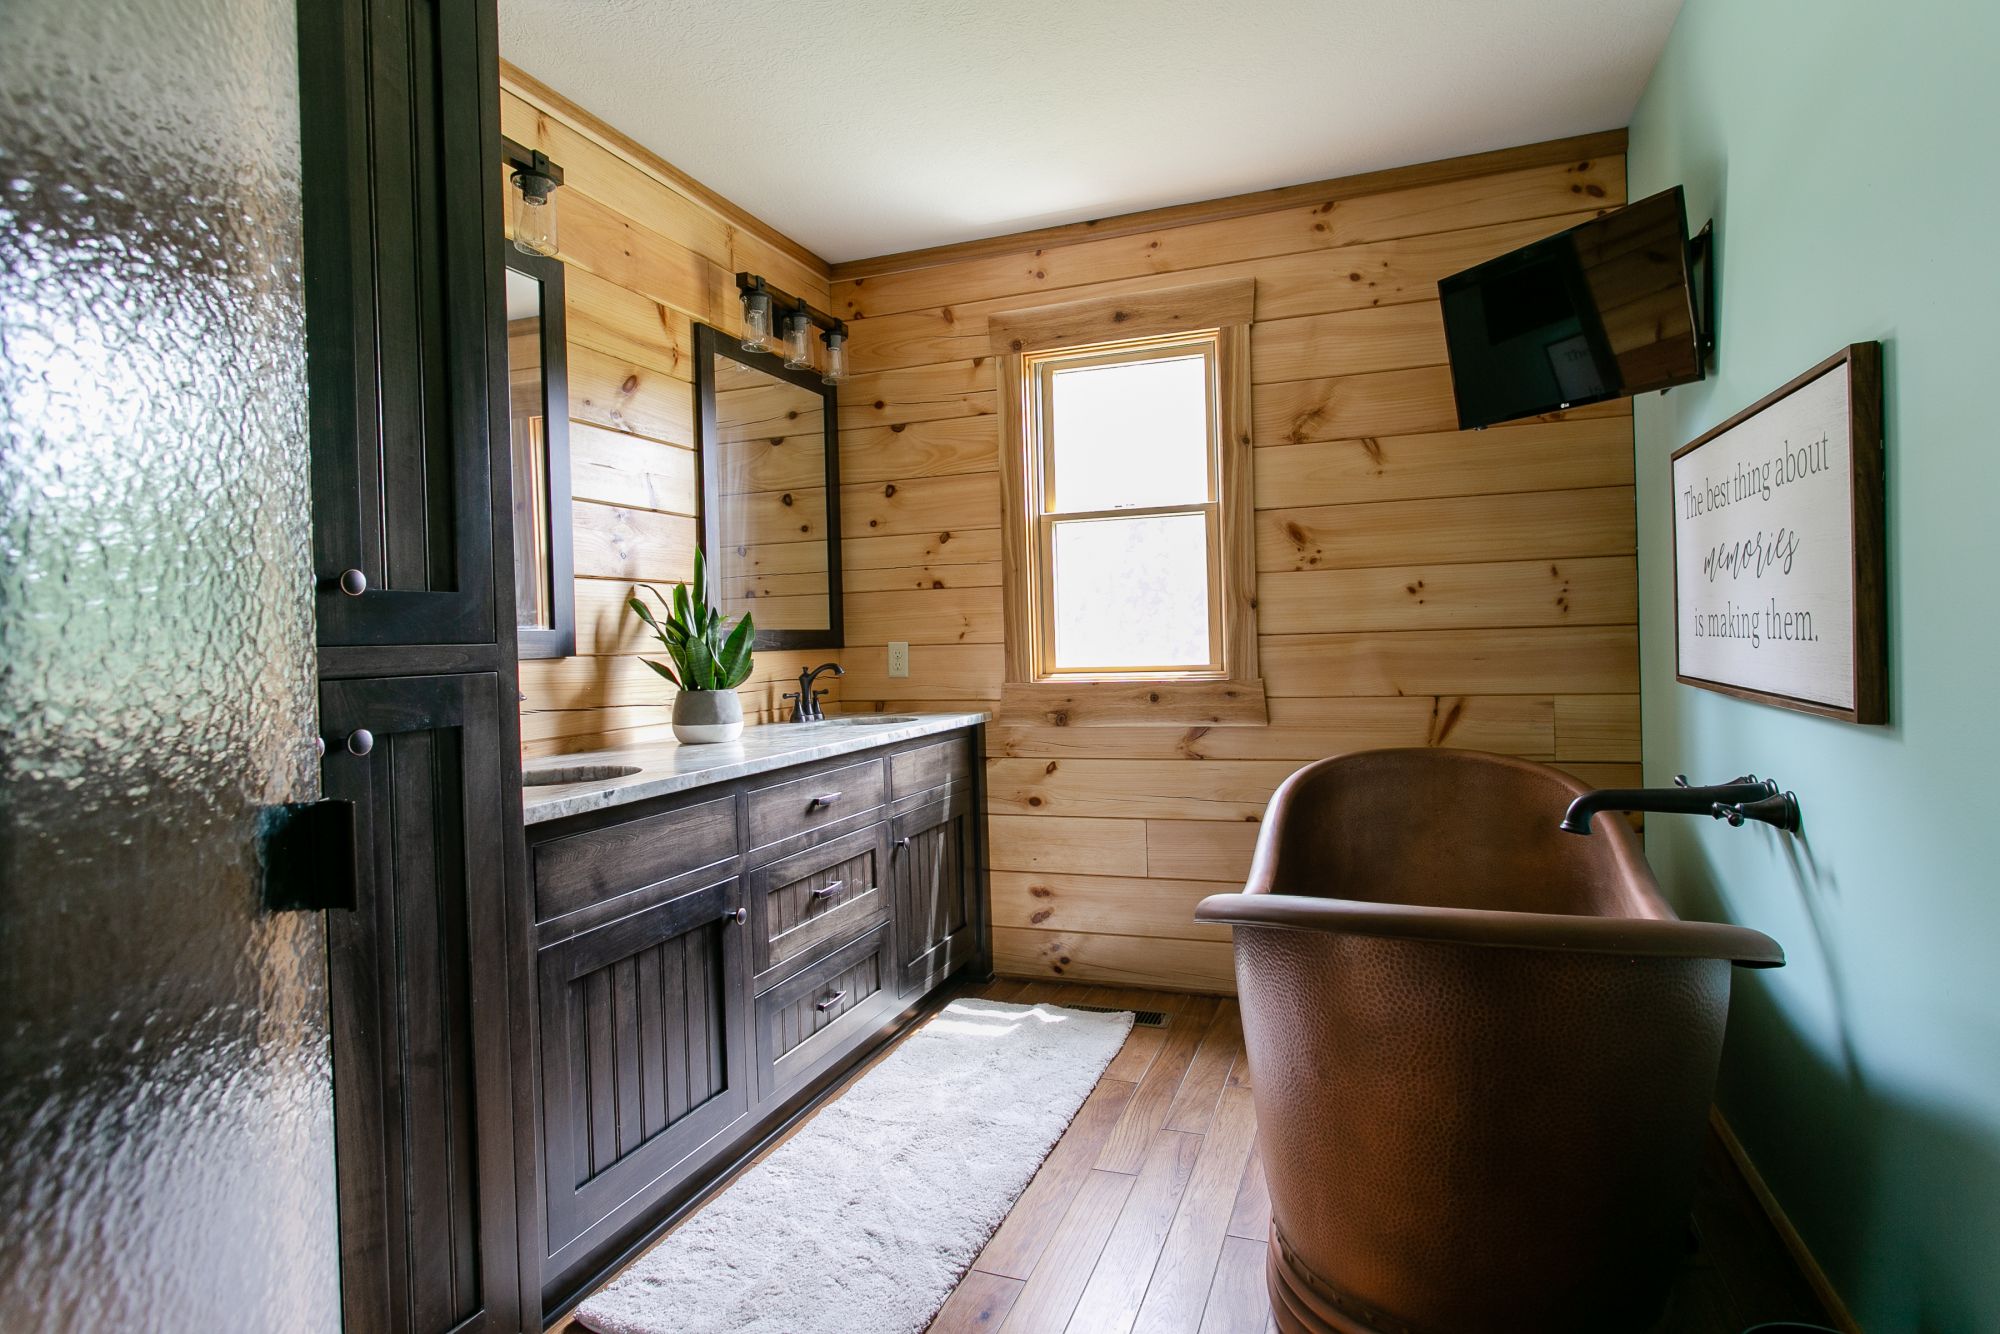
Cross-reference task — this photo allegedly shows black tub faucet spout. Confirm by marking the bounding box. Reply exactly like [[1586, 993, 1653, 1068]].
[[1560, 774, 1801, 835]]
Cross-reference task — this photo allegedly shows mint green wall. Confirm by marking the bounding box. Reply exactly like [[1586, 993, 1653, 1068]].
[[1628, 3, 2000, 1328]]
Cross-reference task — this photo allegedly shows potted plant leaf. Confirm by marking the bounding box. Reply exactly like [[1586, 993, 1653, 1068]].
[[627, 549, 755, 744]]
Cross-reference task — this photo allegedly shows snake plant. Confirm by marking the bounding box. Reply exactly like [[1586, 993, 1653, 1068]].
[[627, 549, 756, 691]]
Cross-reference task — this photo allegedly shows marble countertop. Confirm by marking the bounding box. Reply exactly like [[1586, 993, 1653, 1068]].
[[521, 711, 992, 826]]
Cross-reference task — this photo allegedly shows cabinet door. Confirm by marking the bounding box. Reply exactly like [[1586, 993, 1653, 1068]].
[[538, 876, 752, 1257], [299, 0, 508, 648], [321, 674, 522, 1334], [892, 787, 979, 997]]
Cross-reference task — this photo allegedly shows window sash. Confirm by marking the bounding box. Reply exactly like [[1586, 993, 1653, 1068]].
[[1023, 334, 1225, 680]]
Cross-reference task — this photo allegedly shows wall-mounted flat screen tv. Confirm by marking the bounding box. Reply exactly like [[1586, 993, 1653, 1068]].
[[1437, 186, 1706, 429]]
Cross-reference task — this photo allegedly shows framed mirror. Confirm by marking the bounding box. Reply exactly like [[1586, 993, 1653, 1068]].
[[505, 250, 574, 658], [695, 323, 843, 650]]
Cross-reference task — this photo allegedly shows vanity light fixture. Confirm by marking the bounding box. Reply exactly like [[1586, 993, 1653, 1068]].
[[782, 304, 814, 371], [819, 326, 849, 384], [739, 277, 773, 352], [501, 137, 564, 258], [734, 273, 848, 384]]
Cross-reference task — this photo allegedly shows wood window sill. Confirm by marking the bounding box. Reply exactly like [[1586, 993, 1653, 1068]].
[[999, 678, 1269, 727]]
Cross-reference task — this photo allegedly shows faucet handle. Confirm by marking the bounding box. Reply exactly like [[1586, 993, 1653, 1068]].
[[1710, 802, 1747, 827]]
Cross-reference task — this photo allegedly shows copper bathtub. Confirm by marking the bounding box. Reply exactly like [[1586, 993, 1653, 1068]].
[[1195, 749, 1783, 1334]]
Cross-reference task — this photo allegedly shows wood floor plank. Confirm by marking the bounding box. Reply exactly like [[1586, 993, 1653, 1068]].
[[1097, 998, 1220, 1173], [1064, 1130, 1205, 1334], [1000, 1169, 1136, 1332], [1101, 1025, 1167, 1085], [1162, 1002, 1242, 1135], [930, 1270, 1027, 1333], [1131, 1086, 1262, 1334], [975, 1076, 1140, 1279], [1196, 1235, 1273, 1334], [1224, 1149, 1270, 1243]]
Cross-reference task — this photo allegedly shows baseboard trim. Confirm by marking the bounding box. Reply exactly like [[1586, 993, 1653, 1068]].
[[1709, 1107, 1864, 1334]]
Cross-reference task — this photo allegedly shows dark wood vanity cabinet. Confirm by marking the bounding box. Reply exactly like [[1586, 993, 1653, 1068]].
[[299, 0, 535, 1328], [526, 725, 988, 1318]]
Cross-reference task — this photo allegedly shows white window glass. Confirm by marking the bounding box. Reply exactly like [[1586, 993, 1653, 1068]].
[[1050, 513, 1212, 669], [1048, 354, 1210, 511]]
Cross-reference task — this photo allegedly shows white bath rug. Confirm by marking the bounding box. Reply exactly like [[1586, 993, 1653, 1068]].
[[574, 998, 1134, 1334]]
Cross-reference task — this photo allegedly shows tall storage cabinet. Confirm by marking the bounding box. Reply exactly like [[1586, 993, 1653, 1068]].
[[298, 0, 536, 1328]]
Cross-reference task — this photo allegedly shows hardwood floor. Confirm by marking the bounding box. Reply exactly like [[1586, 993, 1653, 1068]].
[[933, 979, 1833, 1334], [562, 977, 1833, 1334]]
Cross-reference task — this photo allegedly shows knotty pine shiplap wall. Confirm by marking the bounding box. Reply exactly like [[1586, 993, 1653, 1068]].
[[829, 134, 1642, 993], [499, 65, 843, 758]]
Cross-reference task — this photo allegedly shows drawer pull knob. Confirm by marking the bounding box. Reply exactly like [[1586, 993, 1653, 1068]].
[[345, 729, 374, 757], [726, 907, 747, 926], [337, 568, 368, 596], [814, 989, 848, 1013], [894, 837, 911, 851], [807, 791, 843, 812], [810, 879, 846, 901]]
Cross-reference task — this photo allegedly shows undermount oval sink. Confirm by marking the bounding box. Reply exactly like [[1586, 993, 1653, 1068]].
[[831, 715, 919, 726], [522, 763, 642, 787]]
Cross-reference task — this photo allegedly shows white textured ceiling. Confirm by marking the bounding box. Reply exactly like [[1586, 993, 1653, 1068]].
[[497, 0, 1683, 264]]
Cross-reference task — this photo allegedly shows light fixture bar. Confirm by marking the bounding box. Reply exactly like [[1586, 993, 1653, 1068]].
[[734, 272, 845, 343]]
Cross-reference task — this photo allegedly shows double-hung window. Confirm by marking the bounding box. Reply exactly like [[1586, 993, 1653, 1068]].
[[992, 279, 1264, 723], [1027, 335, 1222, 675]]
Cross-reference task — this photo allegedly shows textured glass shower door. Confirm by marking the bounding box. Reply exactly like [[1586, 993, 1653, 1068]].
[[0, 0, 340, 1327]]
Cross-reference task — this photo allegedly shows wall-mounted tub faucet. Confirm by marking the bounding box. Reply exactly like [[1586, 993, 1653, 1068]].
[[1560, 774, 1802, 835]]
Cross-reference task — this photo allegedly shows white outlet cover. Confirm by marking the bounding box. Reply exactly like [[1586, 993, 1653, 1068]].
[[887, 641, 910, 678]]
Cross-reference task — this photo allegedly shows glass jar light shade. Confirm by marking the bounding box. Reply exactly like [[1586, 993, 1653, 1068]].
[[510, 170, 558, 257], [782, 310, 813, 370], [739, 288, 771, 352], [820, 328, 849, 385]]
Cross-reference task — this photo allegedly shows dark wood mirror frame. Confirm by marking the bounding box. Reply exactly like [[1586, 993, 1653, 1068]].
[[694, 322, 844, 651], [507, 248, 575, 659]]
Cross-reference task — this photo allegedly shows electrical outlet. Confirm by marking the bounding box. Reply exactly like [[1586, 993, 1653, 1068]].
[[886, 641, 910, 678]]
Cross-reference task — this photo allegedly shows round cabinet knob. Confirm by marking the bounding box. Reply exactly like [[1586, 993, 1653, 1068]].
[[338, 568, 368, 597], [895, 837, 911, 850], [728, 907, 748, 926], [314, 736, 327, 758], [345, 729, 375, 757]]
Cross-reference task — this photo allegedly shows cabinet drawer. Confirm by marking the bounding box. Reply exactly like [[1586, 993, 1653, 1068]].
[[749, 823, 890, 991], [754, 925, 899, 1100], [891, 733, 973, 798], [533, 795, 737, 922], [744, 758, 885, 861]]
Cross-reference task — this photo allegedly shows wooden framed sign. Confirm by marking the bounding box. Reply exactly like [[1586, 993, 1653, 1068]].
[[1672, 343, 1885, 722]]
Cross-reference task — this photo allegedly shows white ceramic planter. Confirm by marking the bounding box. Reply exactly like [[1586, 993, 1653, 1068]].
[[672, 689, 744, 744]]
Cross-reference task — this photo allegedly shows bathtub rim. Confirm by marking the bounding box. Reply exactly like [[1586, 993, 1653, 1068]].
[[1199, 748, 1784, 968], [1193, 891, 1784, 966]]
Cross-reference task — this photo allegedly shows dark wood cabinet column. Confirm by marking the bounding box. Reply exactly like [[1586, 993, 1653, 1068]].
[[299, 0, 538, 1328]]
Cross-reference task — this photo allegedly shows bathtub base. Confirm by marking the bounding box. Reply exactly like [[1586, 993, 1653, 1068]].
[[1265, 1224, 1677, 1334]]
